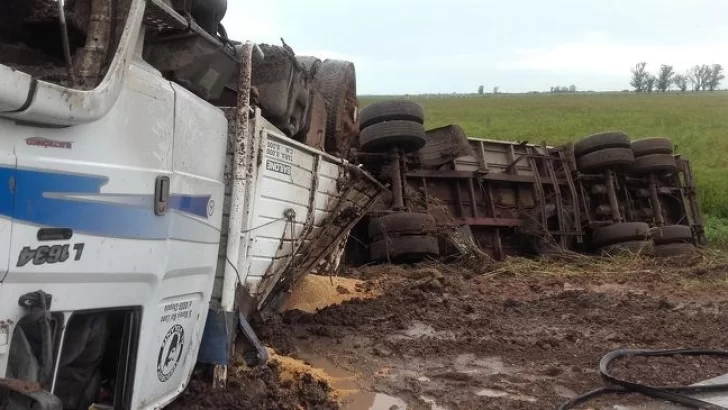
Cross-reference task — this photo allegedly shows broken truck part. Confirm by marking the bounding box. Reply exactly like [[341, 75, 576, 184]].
[[0, 0, 382, 409], [346, 101, 704, 263]]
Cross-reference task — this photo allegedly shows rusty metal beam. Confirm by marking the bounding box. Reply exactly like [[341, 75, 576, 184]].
[[458, 217, 522, 227], [468, 178, 479, 218], [406, 169, 476, 179], [542, 144, 566, 248], [454, 180, 465, 217], [526, 145, 548, 232], [390, 150, 404, 211], [558, 149, 583, 243], [420, 177, 429, 211], [406, 169, 559, 185], [604, 169, 622, 223], [647, 173, 665, 226]]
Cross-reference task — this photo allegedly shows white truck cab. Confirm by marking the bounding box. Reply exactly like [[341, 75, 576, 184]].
[[0, 1, 380, 409]]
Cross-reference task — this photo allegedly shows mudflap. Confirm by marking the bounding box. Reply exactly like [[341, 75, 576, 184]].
[[196, 309, 235, 366], [197, 306, 268, 368]]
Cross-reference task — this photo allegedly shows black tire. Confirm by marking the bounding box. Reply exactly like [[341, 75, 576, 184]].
[[370, 235, 439, 262], [574, 132, 630, 157], [598, 240, 655, 257], [359, 100, 425, 130], [369, 212, 436, 240], [652, 225, 693, 245], [576, 147, 635, 171], [655, 242, 696, 257], [360, 120, 427, 153], [296, 56, 321, 77], [592, 222, 650, 247], [314, 60, 358, 156], [630, 154, 677, 175], [631, 137, 673, 157]]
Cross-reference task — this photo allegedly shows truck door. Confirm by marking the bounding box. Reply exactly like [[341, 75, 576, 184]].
[[0, 122, 15, 282]]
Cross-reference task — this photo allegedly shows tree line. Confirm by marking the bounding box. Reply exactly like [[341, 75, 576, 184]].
[[550, 85, 577, 93], [631, 62, 725, 93]]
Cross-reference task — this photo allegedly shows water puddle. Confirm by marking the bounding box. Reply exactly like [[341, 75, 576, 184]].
[[454, 354, 517, 375], [475, 388, 537, 403], [421, 395, 449, 410], [475, 388, 508, 398], [343, 392, 408, 410], [297, 352, 410, 410], [552, 384, 578, 399], [389, 321, 455, 340], [297, 353, 360, 390]]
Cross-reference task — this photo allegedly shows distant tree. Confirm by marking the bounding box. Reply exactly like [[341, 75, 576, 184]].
[[549, 85, 577, 93], [645, 74, 656, 93], [630, 62, 648, 92], [493, 86, 500, 94], [699, 65, 712, 91], [673, 73, 688, 92], [688, 65, 703, 91], [708, 64, 725, 91], [656, 64, 674, 92], [477, 85, 485, 95]]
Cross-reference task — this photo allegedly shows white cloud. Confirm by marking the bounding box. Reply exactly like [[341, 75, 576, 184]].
[[222, 2, 282, 44], [501, 31, 728, 76]]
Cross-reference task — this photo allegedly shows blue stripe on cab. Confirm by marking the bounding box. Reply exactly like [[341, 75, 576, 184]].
[[169, 194, 210, 219], [0, 167, 212, 240], [0, 167, 15, 218]]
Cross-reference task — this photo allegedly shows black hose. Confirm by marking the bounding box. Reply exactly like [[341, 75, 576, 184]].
[[558, 349, 728, 410]]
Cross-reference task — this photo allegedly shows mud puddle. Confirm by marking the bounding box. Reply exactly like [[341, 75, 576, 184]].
[[344, 392, 408, 410], [298, 352, 411, 410], [173, 254, 728, 409], [261, 258, 728, 409], [475, 388, 537, 403]]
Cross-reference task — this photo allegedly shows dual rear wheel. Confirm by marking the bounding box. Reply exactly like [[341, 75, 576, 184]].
[[573, 133, 678, 175], [359, 100, 426, 153], [368, 212, 439, 262], [359, 101, 439, 263], [593, 222, 695, 257]]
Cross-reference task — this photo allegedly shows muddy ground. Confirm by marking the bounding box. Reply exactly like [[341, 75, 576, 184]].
[[173, 250, 728, 409]]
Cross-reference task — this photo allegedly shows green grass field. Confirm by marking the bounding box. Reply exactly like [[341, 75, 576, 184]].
[[360, 92, 728, 246]]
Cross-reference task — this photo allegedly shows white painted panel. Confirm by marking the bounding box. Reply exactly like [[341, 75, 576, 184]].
[[319, 161, 340, 179], [264, 137, 315, 170], [0, 66, 32, 112], [248, 236, 295, 259], [259, 179, 312, 207], [255, 195, 311, 221], [171, 84, 228, 181], [215, 114, 366, 305]]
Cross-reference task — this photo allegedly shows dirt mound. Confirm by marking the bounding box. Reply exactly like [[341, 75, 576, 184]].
[[282, 274, 379, 313], [168, 354, 338, 410]]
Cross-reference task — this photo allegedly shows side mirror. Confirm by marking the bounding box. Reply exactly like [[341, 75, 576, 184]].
[[0, 378, 61, 410]]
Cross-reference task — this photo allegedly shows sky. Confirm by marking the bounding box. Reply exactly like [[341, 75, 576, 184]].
[[222, 0, 728, 95]]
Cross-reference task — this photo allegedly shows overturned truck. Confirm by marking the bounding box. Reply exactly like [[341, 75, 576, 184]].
[[345, 100, 704, 264], [0, 0, 382, 409]]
